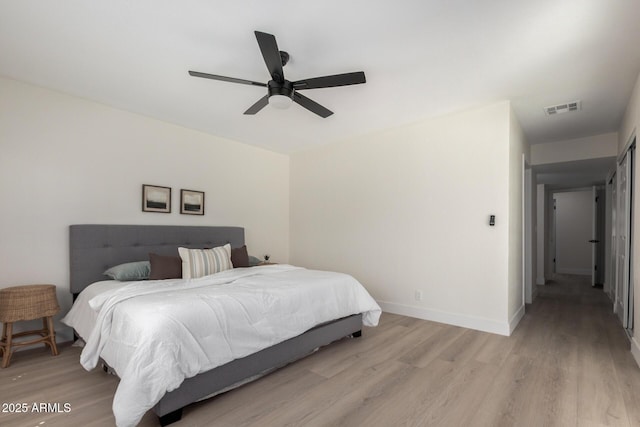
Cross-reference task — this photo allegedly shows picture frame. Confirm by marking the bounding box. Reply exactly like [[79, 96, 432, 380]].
[[142, 184, 171, 213], [180, 189, 205, 215]]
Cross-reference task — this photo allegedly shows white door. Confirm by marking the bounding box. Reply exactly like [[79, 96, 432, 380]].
[[524, 167, 533, 303], [628, 147, 635, 331], [615, 153, 630, 326], [609, 174, 617, 304], [550, 195, 556, 274], [591, 186, 597, 287]]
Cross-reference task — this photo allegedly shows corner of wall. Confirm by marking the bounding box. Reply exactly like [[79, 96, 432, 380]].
[[507, 106, 528, 321], [509, 304, 525, 335]]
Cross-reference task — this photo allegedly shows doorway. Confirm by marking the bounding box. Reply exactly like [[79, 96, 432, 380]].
[[554, 189, 593, 276], [591, 185, 606, 286]]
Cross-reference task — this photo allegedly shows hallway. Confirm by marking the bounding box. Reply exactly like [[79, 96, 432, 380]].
[[511, 273, 640, 426]]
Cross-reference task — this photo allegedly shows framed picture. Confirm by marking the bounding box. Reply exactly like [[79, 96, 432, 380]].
[[180, 189, 205, 215], [142, 184, 171, 213]]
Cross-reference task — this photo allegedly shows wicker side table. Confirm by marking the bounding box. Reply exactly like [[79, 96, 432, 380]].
[[0, 284, 60, 368]]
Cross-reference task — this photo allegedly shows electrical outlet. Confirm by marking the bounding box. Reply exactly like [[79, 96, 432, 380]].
[[414, 290, 423, 301]]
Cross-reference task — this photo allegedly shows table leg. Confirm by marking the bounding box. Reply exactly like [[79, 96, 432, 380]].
[[1, 322, 13, 368], [45, 317, 59, 356]]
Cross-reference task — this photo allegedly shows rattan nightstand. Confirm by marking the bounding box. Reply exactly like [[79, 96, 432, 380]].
[[0, 284, 60, 368]]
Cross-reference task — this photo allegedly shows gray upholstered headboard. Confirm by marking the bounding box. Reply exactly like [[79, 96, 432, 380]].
[[69, 224, 245, 296]]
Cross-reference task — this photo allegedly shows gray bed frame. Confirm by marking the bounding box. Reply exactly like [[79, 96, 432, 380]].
[[69, 224, 362, 426]]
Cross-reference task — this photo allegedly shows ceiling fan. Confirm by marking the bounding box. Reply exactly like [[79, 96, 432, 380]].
[[188, 31, 366, 118]]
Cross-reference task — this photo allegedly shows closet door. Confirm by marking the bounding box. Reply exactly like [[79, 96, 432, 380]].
[[616, 151, 631, 328], [610, 173, 617, 303]]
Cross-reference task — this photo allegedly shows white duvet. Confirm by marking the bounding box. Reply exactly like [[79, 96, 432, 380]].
[[63, 264, 381, 427]]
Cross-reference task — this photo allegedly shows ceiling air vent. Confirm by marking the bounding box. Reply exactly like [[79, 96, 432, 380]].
[[544, 101, 581, 116]]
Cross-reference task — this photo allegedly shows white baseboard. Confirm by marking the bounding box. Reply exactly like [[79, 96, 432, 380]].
[[631, 337, 640, 369], [556, 267, 591, 275], [509, 304, 525, 334], [377, 300, 512, 336]]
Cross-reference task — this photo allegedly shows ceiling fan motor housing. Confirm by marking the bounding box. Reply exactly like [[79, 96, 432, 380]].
[[268, 80, 294, 100]]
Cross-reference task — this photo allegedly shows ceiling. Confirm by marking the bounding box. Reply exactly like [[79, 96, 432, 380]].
[[534, 157, 616, 190], [1, 1, 639, 154]]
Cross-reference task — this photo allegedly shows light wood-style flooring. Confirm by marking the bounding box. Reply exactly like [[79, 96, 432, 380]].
[[2, 274, 640, 426]]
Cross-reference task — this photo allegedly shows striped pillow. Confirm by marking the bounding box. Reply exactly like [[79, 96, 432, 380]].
[[178, 244, 232, 279]]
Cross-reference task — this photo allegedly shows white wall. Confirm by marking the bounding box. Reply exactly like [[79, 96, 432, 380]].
[[554, 190, 593, 275], [618, 72, 640, 366], [619, 73, 639, 154], [531, 132, 618, 165], [0, 77, 290, 341], [290, 101, 524, 335]]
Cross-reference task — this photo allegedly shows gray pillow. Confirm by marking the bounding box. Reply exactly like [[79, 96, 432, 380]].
[[104, 261, 150, 281], [248, 255, 262, 267]]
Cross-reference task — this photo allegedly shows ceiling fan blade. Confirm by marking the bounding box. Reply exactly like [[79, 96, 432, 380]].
[[189, 71, 266, 87], [244, 95, 270, 115], [255, 31, 285, 83], [293, 92, 333, 118], [293, 71, 366, 90]]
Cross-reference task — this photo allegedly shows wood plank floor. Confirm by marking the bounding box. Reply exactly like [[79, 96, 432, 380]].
[[2, 274, 640, 426]]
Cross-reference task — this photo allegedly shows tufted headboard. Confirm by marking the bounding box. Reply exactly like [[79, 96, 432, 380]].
[[69, 224, 245, 296]]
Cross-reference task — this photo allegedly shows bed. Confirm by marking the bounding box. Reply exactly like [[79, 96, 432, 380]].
[[64, 224, 381, 427]]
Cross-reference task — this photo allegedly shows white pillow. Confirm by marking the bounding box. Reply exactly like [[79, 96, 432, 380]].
[[178, 244, 232, 279]]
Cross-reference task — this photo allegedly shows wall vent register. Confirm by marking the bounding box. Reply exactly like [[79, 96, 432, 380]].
[[543, 101, 581, 116]]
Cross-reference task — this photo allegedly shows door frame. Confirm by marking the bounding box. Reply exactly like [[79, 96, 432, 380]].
[[523, 158, 534, 304]]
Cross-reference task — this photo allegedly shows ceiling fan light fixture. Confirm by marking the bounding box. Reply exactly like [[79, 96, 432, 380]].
[[267, 80, 294, 109], [269, 94, 293, 109]]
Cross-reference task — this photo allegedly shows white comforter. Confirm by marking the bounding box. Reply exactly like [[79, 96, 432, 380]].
[[63, 264, 381, 427]]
